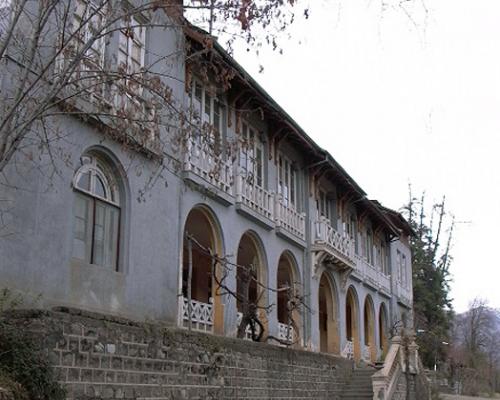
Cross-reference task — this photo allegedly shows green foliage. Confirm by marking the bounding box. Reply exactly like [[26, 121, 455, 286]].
[[0, 369, 29, 400], [0, 289, 65, 400], [402, 188, 454, 368]]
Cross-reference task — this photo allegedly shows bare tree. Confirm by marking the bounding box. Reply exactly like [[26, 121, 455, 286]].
[[0, 0, 308, 177], [185, 233, 306, 346], [452, 298, 500, 395]]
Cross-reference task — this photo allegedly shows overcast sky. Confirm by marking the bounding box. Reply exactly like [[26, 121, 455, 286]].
[[229, 0, 500, 312]]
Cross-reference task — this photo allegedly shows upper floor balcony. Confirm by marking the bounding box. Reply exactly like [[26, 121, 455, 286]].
[[275, 194, 306, 244], [182, 136, 234, 205], [354, 255, 391, 294], [312, 217, 354, 268], [395, 282, 412, 308], [235, 174, 274, 228]]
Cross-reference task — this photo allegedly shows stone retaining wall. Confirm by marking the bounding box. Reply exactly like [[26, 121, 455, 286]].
[[5, 308, 353, 400]]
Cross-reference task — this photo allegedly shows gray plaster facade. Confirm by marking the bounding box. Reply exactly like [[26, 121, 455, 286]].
[[0, 1, 413, 362]]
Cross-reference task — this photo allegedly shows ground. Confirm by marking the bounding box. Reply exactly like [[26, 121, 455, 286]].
[[441, 394, 500, 400]]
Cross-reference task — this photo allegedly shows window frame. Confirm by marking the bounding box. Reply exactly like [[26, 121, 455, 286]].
[[316, 189, 331, 221], [72, 155, 121, 271], [278, 153, 299, 209], [188, 78, 227, 151], [115, 13, 146, 108], [239, 120, 264, 187], [61, 0, 107, 100], [365, 228, 374, 265]]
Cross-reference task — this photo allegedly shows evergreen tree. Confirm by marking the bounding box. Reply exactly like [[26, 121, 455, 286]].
[[402, 187, 454, 368]]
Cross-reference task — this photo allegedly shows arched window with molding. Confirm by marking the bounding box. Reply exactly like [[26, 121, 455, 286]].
[[72, 154, 121, 270]]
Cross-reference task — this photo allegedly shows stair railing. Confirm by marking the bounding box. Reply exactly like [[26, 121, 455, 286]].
[[371, 336, 404, 400]]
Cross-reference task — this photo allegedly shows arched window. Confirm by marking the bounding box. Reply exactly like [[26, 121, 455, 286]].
[[72, 154, 120, 270]]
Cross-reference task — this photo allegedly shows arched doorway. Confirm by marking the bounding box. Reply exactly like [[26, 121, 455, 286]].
[[363, 295, 376, 362], [345, 286, 360, 361], [181, 206, 224, 333], [276, 252, 301, 345], [379, 303, 389, 356], [318, 273, 339, 354], [236, 231, 267, 340]]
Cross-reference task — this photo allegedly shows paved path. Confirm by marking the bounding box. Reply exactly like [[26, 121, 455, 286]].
[[441, 394, 496, 400]]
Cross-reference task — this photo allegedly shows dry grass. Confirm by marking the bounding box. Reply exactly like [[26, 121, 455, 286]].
[[440, 394, 500, 400]]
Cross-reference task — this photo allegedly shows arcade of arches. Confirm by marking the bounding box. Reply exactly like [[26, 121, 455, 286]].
[[181, 207, 224, 334], [181, 206, 389, 357], [277, 253, 300, 344], [363, 296, 376, 362], [318, 273, 339, 354], [345, 286, 360, 360]]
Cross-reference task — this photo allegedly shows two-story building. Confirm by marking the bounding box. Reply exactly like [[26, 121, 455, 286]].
[[0, 1, 413, 364]]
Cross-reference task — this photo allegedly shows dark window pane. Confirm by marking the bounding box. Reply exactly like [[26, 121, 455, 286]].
[[95, 174, 107, 199]]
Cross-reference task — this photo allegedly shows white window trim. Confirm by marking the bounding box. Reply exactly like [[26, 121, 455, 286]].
[[317, 189, 331, 222], [278, 153, 299, 209], [73, 156, 119, 206], [72, 155, 121, 271], [57, 0, 107, 100], [189, 79, 225, 133], [188, 78, 227, 152], [116, 14, 146, 102], [239, 120, 264, 187]]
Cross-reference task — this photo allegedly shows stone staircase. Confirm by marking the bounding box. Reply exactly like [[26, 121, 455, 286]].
[[341, 366, 376, 400]]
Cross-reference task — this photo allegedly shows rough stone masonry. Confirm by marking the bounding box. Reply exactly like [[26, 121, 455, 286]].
[[4, 308, 355, 400]]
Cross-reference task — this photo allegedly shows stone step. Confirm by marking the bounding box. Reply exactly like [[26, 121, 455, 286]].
[[340, 368, 376, 400]]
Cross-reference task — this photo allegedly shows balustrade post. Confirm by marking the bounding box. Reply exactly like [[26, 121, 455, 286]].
[[300, 212, 306, 238], [235, 174, 243, 202], [187, 236, 193, 331], [274, 194, 281, 226]]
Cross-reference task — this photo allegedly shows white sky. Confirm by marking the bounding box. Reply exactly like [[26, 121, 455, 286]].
[[230, 0, 500, 312]]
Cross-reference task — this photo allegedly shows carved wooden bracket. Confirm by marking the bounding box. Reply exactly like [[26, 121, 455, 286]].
[[312, 250, 353, 291]]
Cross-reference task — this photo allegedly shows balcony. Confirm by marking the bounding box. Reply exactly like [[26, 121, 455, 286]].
[[355, 256, 391, 294], [180, 297, 214, 332], [235, 174, 274, 228], [312, 217, 355, 269], [182, 137, 233, 205], [277, 322, 296, 345], [395, 283, 412, 308], [341, 340, 354, 359], [275, 195, 306, 244]]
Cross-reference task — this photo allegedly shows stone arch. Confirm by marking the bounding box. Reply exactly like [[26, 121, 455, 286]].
[[236, 230, 269, 335], [181, 204, 225, 334], [81, 145, 130, 198], [379, 302, 389, 356], [318, 272, 340, 354], [276, 251, 301, 345], [363, 294, 377, 362], [346, 285, 361, 362]]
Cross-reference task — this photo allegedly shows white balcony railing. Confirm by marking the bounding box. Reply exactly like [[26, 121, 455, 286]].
[[275, 195, 306, 240], [355, 255, 392, 293], [181, 297, 214, 332], [277, 322, 296, 344], [379, 273, 391, 293], [235, 174, 273, 220], [236, 312, 261, 341], [183, 137, 233, 194], [314, 217, 354, 262], [395, 283, 412, 305], [341, 340, 354, 359], [365, 263, 379, 285]]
